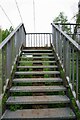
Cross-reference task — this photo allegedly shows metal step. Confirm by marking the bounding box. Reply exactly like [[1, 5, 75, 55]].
[[6, 95, 70, 105], [22, 49, 52, 53], [17, 65, 58, 69], [20, 56, 55, 59], [22, 53, 53, 55], [10, 86, 66, 93], [1, 108, 76, 119], [15, 71, 60, 75], [13, 78, 63, 83], [19, 61, 56, 64]]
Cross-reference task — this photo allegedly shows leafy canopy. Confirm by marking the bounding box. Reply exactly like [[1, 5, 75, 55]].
[[53, 12, 71, 34], [0, 26, 14, 43]]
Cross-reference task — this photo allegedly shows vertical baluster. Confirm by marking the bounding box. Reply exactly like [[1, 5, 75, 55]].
[[63, 36, 66, 69], [56, 31, 58, 54], [70, 25, 71, 37], [47, 34, 49, 46], [76, 50, 79, 100], [60, 34, 62, 63], [39, 34, 40, 47], [27, 34, 29, 47], [43, 34, 45, 47], [0, 48, 2, 117], [55, 29, 56, 50], [35, 34, 37, 47], [40, 34, 41, 47], [72, 47, 74, 91], [66, 40, 69, 76], [0, 49, 2, 94], [50, 34, 51, 47], [52, 27, 54, 46], [30, 34, 33, 47], [57, 31, 60, 56], [41, 34, 43, 47], [7, 41, 11, 79], [2, 46, 7, 92], [34, 34, 35, 47], [58, 31, 60, 57], [68, 43, 71, 81]]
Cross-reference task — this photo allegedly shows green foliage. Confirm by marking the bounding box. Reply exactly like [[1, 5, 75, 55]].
[[53, 12, 68, 23], [0, 26, 14, 43], [53, 12, 71, 34], [9, 105, 22, 111], [76, 13, 80, 24]]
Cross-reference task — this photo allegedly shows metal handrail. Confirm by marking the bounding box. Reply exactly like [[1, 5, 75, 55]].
[[55, 23, 80, 25], [0, 23, 26, 49], [51, 22, 80, 109]]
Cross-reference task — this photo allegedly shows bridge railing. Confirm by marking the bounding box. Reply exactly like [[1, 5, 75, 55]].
[[55, 23, 80, 44], [26, 33, 52, 47], [0, 23, 26, 115], [51, 23, 80, 109]]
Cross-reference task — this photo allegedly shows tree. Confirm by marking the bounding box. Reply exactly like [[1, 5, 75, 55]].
[[0, 26, 14, 43], [53, 12, 71, 34]]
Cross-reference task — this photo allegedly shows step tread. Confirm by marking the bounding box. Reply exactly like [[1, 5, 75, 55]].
[[1, 108, 76, 119], [10, 86, 66, 92], [21, 56, 55, 59], [13, 78, 63, 83], [19, 61, 56, 63], [6, 95, 70, 104], [15, 71, 60, 75], [22, 50, 52, 52], [22, 53, 53, 55], [17, 65, 58, 69]]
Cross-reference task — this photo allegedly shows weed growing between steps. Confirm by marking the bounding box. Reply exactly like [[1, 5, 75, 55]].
[[11, 92, 32, 96], [2, 94, 8, 113], [68, 88, 80, 119], [13, 82, 32, 86], [9, 105, 23, 111]]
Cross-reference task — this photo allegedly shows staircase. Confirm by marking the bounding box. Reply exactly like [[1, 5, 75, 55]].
[[1, 47, 76, 120]]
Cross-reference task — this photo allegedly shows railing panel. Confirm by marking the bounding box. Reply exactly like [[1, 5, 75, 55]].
[[0, 23, 26, 118], [51, 23, 80, 109], [55, 23, 80, 44], [0, 49, 2, 118], [26, 33, 52, 47]]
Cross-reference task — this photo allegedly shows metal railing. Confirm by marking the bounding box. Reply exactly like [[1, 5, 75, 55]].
[[26, 33, 52, 47], [0, 23, 26, 116], [55, 23, 80, 44], [51, 23, 80, 109]]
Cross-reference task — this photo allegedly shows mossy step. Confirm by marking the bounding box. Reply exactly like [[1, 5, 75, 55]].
[[20, 56, 55, 59], [22, 53, 53, 55], [6, 95, 70, 105], [15, 71, 60, 75], [1, 108, 76, 119], [19, 61, 56, 63], [10, 86, 66, 93], [22, 49, 52, 53], [17, 65, 58, 69], [13, 78, 63, 83]]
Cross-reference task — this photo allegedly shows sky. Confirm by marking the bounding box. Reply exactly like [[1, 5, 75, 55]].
[[0, 0, 79, 32]]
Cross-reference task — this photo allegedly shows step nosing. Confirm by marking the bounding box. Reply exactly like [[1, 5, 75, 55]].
[[6, 95, 70, 104], [15, 71, 60, 75], [10, 86, 66, 92], [1, 108, 76, 119]]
